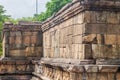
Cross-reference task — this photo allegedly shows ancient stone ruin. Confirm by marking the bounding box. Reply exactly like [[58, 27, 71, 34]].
[[1, 21, 42, 80], [1, 0, 120, 80]]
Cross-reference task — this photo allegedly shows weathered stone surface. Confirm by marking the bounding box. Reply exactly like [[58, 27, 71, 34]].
[[25, 47, 42, 57], [2, 0, 120, 80], [99, 66, 118, 72], [92, 44, 120, 59], [3, 21, 42, 58], [0, 75, 32, 80], [116, 73, 120, 80], [9, 49, 25, 57], [0, 60, 34, 74], [96, 59, 120, 65]]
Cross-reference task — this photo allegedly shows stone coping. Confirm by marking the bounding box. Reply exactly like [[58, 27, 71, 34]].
[[3, 21, 42, 31], [35, 58, 120, 73], [40, 58, 120, 65], [41, 62, 120, 73], [41, 0, 120, 32]]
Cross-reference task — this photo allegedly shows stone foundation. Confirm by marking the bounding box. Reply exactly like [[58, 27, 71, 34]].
[[1, 21, 42, 80], [33, 58, 120, 80], [0, 59, 34, 80]]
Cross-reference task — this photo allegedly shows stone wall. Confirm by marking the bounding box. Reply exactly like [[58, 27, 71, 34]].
[[1, 0, 120, 80], [3, 21, 42, 58], [42, 0, 120, 59], [34, 63, 120, 80], [0, 59, 34, 80], [35, 0, 120, 80], [1, 21, 42, 80]]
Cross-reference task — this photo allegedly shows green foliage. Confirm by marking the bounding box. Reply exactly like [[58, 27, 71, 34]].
[[6, 17, 36, 24], [7, 0, 72, 23], [0, 5, 9, 56], [36, 0, 72, 21], [17, 17, 35, 22], [0, 5, 10, 28]]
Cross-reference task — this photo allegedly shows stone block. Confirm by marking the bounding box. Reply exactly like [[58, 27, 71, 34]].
[[32, 32, 38, 35], [0, 64, 15, 73], [84, 24, 107, 34], [31, 36, 37, 44], [117, 35, 120, 44], [83, 34, 97, 44], [73, 24, 83, 36], [92, 44, 120, 59], [99, 66, 118, 72], [9, 36, 15, 44], [106, 24, 119, 34], [116, 73, 120, 80], [16, 65, 26, 71], [72, 35, 82, 44], [96, 59, 120, 65], [84, 11, 91, 23], [67, 26, 73, 35], [104, 34, 117, 45], [98, 73, 108, 80], [72, 44, 92, 59], [10, 31, 22, 36], [23, 36, 31, 44], [85, 66, 98, 72], [86, 73, 97, 80], [84, 44, 93, 59], [107, 12, 119, 24], [90, 11, 97, 23], [25, 47, 42, 57], [43, 48, 50, 58], [84, 24, 120, 37], [66, 18, 73, 26], [9, 49, 25, 57], [67, 35, 73, 44], [107, 73, 115, 80], [62, 72, 70, 80], [88, 11, 107, 23], [60, 28, 67, 44], [73, 12, 84, 24], [15, 44, 23, 49], [15, 36, 22, 44], [23, 32, 32, 36]]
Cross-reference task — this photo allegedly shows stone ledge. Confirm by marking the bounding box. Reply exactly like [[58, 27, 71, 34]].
[[0, 59, 32, 65], [96, 59, 120, 65], [0, 75, 32, 80], [0, 59, 34, 74], [41, 0, 120, 32], [40, 58, 95, 65], [39, 58, 120, 73], [3, 21, 42, 32], [42, 63, 119, 73]]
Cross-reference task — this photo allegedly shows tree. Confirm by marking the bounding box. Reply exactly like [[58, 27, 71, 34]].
[[36, 0, 72, 21], [0, 5, 9, 56], [0, 5, 9, 28], [8, 0, 72, 22]]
